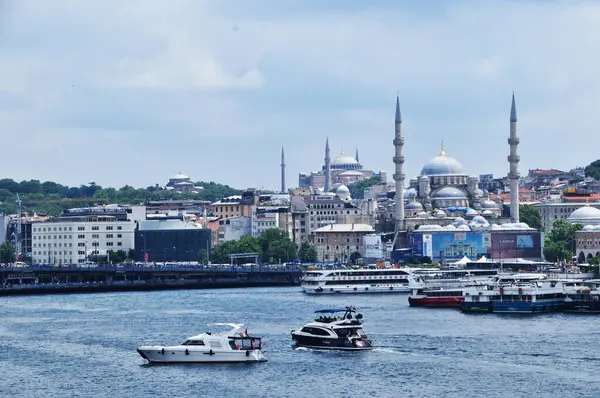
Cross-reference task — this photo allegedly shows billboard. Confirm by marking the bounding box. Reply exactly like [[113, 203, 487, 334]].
[[490, 232, 542, 260], [408, 232, 491, 261], [363, 235, 383, 259]]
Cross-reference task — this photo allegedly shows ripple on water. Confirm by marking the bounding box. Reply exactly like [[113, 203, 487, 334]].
[[2, 287, 600, 398]]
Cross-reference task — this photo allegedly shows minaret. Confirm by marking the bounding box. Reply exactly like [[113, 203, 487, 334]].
[[324, 138, 331, 192], [508, 92, 520, 223], [280, 146, 286, 193], [393, 96, 405, 232], [355, 147, 360, 163]]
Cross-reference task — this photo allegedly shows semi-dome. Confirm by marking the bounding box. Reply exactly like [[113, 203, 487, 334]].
[[332, 153, 359, 165], [481, 198, 499, 209], [567, 204, 600, 224], [432, 187, 467, 199], [420, 143, 465, 176]]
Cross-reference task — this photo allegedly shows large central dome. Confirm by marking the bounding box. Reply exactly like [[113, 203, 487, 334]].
[[332, 153, 359, 165], [420, 144, 465, 176]]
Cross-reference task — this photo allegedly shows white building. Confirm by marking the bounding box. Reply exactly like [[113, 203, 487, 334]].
[[30, 206, 143, 265]]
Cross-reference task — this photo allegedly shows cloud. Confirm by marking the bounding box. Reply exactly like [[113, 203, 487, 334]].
[[0, 0, 599, 190]]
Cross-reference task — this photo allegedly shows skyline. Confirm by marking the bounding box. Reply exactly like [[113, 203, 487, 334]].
[[1, 1, 599, 191]]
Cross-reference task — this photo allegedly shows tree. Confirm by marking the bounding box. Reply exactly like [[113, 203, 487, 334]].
[[543, 219, 582, 262], [584, 159, 600, 180], [258, 229, 296, 263], [127, 249, 135, 262], [18, 252, 32, 264], [108, 250, 127, 264], [519, 204, 542, 231], [0, 241, 17, 264], [198, 249, 208, 264], [298, 242, 318, 263], [348, 176, 381, 199]]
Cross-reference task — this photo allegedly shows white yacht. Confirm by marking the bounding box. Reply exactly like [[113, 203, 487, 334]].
[[291, 307, 373, 351], [137, 323, 267, 364], [301, 267, 421, 294]]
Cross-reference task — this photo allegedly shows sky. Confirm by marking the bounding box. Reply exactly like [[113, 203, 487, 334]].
[[1, 0, 599, 191]]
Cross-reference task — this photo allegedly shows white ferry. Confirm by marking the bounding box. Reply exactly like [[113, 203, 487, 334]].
[[300, 268, 421, 294]]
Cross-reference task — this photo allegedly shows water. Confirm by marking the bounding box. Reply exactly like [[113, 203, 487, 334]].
[[1, 287, 599, 398]]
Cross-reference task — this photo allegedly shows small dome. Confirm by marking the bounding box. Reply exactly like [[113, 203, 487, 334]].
[[481, 199, 498, 209], [567, 205, 600, 223], [465, 208, 478, 216], [171, 172, 189, 179], [435, 209, 447, 218], [482, 209, 495, 216], [432, 187, 467, 199], [336, 184, 350, 194], [582, 224, 595, 231], [453, 216, 466, 225], [406, 201, 423, 210], [456, 224, 471, 231], [417, 211, 428, 218], [472, 215, 487, 224], [444, 224, 457, 231], [332, 153, 359, 165]]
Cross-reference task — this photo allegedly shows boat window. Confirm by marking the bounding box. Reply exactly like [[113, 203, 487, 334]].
[[187, 340, 205, 346], [181, 340, 191, 345], [210, 341, 222, 348]]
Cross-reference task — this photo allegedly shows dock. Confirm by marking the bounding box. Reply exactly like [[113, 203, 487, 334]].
[[0, 265, 303, 296]]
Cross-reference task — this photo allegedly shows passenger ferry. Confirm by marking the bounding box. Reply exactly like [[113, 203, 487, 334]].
[[300, 268, 421, 294], [562, 279, 600, 313], [408, 282, 491, 308], [460, 274, 566, 314]]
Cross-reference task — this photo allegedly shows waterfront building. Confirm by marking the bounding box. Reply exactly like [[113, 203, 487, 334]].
[[212, 189, 258, 219], [575, 225, 600, 263], [309, 223, 375, 263], [135, 218, 211, 263], [31, 205, 145, 264], [534, 195, 600, 231]]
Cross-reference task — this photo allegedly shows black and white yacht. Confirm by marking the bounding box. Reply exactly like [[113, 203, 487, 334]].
[[291, 307, 373, 351]]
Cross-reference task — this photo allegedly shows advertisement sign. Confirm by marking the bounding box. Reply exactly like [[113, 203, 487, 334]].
[[407, 234, 423, 257], [363, 235, 383, 259], [490, 232, 541, 260]]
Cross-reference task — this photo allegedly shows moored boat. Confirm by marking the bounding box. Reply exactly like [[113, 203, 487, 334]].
[[562, 279, 600, 313], [137, 323, 267, 364], [301, 268, 420, 294]]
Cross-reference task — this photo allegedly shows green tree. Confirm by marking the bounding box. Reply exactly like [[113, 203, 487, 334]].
[[258, 228, 297, 263], [297, 242, 318, 263], [543, 219, 582, 262], [584, 159, 600, 180], [198, 249, 208, 264], [127, 249, 135, 262], [0, 241, 17, 264], [519, 204, 542, 231], [348, 176, 381, 199], [108, 250, 127, 264]]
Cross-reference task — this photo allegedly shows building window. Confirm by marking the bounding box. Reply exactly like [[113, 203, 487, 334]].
[[92, 234, 99, 239], [117, 226, 122, 230], [92, 226, 99, 231], [117, 242, 122, 246], [106, 234, 113, 238], [78, 227, 85, 231], [106, 226, 113, 230]]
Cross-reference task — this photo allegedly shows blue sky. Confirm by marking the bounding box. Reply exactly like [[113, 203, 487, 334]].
[[0, 0, 598, 190]]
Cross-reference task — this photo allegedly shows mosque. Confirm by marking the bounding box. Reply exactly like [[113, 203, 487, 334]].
[[399, 141, 504, 220], [298, 140, 387, 191]]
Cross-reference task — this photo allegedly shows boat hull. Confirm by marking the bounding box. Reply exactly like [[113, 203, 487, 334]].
[[408, 296, 463, 308], [491, 300, 563, 314], [562, 300, 600, 313], [137, 347, 267, 364], [302, 285, 412, 295], [460, 302, 493, 313], [291, 334, 373, 351]]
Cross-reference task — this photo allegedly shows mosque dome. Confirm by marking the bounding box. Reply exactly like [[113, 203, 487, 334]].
[[170, 172, 189, 180], [332, 153, 359, 166], [432, 187, 467, 199], [406, 201, 423, 211], [420, 144, 465, 176], [481, 198, 499, 209], [567, 204, 600, 224], [336, 184, 351, 201]]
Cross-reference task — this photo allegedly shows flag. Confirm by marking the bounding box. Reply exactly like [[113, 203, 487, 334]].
[[244, 328, 248, 336]]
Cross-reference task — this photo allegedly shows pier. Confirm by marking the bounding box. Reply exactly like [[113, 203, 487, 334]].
[[0, 265, 303, 296]]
